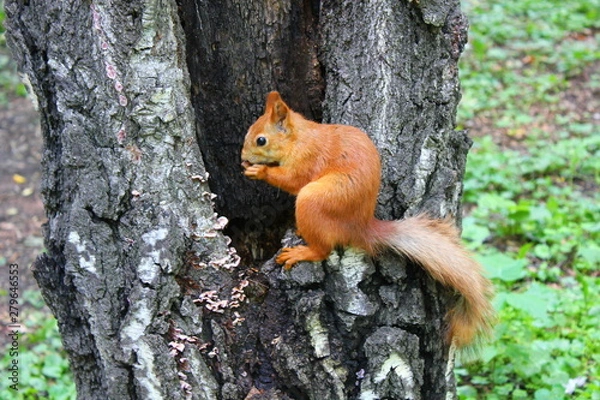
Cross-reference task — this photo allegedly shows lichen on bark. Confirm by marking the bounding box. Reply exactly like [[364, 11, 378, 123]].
[[6, 0, 469, 398]]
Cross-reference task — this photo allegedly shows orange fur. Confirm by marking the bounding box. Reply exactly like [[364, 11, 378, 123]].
[[241, 92, 494, 347]]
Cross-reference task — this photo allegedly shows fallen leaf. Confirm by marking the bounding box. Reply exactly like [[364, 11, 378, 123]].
[[13, 174, 27, 184]]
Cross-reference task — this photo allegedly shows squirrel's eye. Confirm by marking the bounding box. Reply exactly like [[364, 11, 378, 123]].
[[256, 136, 267, 146]]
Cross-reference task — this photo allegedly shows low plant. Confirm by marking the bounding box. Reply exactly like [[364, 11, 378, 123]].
[[0, 290, 76, 400], [0, 0, 27, 103], [456, 0, 600, 398]]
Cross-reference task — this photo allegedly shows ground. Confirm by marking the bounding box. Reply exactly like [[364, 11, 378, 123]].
[[465, 62, 599, 151], [0, 96, 45, 347]]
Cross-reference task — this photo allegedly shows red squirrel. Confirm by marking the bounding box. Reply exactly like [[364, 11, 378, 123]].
[[241, 91, 494, 347]]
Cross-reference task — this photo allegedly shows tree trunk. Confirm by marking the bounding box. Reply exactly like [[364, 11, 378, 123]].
[[6, 0, 468, 399]]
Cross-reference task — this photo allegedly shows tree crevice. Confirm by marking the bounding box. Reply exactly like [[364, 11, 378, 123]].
[[7, 0, 469, 398]]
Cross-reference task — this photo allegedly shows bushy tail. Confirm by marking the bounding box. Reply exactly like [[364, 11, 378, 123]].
[[369, 215, 495, 347]]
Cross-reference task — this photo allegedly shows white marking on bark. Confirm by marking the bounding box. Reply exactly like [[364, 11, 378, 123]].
[[121, 296, 153, 344], [138, 251, 162, 284], [134, 340, 163, 399], [68, 231, 97, 274], [141, 227, 168, 246], [375, 352, 416, 399], [306, 312, 331, 359]]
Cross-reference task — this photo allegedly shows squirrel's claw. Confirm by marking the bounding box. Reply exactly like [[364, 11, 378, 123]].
[[276, 247, 297, 270]]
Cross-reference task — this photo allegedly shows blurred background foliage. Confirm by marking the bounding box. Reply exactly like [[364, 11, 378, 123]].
[[457, 0, 599, 399], [0, 0, 598, 398], [0, 0, 25, 104]]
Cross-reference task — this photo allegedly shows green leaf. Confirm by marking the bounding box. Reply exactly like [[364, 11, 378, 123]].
[[477, 193, 516, 212], [457, 385, 478, 399], [480, 344, 500, 364], [533, 244, 552, 260], [462, 216, 491, 248], [578, 244, 600, 268], [478, 252, 528, 282], [505, 283, 559, 326], [534, 388, 554, 400], [512, 389, 528, 399], [471, 37, 488, 59], [42, 353, 66, 379], [529, 204, 552, 223]]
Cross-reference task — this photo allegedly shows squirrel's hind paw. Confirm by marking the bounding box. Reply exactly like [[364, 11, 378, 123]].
[[276, 247, 301, 270], [276, 245, 329, 270]]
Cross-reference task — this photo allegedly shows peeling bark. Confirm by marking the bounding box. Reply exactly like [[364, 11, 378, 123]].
[[6, 0, 468, 399]]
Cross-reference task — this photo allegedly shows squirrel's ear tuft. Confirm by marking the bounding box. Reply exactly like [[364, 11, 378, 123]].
[[265, 91, 289, 128]]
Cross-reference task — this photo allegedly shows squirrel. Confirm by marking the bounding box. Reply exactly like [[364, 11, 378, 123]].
[[241, 91, 494, 347]]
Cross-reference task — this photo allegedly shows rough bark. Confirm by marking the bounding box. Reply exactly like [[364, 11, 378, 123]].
[[6, 1, 233, 398], [6, 0, 469, 399], [321, 0, 470, 220]]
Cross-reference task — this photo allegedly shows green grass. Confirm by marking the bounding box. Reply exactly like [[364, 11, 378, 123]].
[[0, 0, 27, 103], [459, 0, 600, 125], [0, 290, 76, 400], [457, 0, 600, 398]]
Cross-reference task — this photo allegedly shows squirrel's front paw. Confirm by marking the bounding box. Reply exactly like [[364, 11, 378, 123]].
[[243, 164, 268, 180]]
